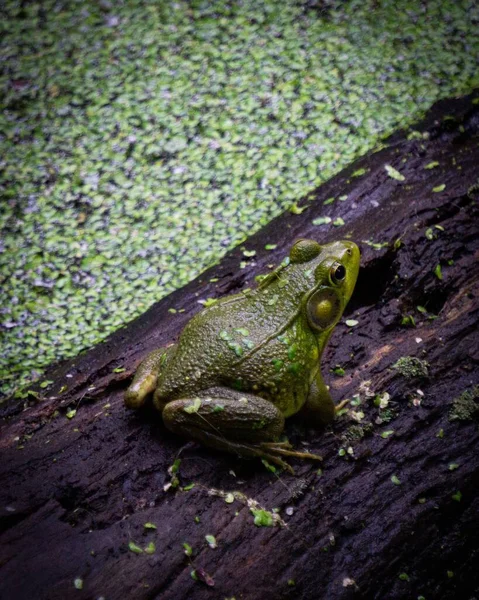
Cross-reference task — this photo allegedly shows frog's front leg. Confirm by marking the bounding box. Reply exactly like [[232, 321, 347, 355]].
[[125, 345, 175, 409], [162, 388, 322, 473], [298, 370, 336, 427]]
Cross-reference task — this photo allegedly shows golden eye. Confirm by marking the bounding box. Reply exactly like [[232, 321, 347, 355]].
[[306, 288, 342, 330], [330, 262, 346, 285]]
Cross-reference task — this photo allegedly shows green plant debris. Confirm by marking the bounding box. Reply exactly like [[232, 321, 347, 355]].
[[265, 244, 277, 251], [432, 184, 446, 192], [424, 161, 440, 169], [113, 367, 126, 373], [312, 216, 332, 226], [183, 542, 193, 557], [345, 319, 359, 327], [170, 459, 181, 474], [198, 298, 218, 307], [128, 541, 143, 554], [333, 217, 345, 227], [449, 386, 479, 421], [401, 315, 416, 327], [391, 475, 401, 485], [289, 202, 307, 215], [40, 380, 53, 389], [434, 264, 443, 280], [352, 168, 367, 177], [392, 356, 429, 379], [385, 165, 405, 181], [73, 578, 83, 590], [448, 463, 459, 471], [164, 457, 181, 491], [342, 424, 372, 443], [398, 573, 410, 582], [65, 408, 77, 419], [363, 240, 389, 250], [184, 398, 202, 414], [144, 542, 156, 555], [381, 430, 395, 439], [144, 522, 157, 530], [250, 508, 274, 527], [1, 0, 478, 400], [182, 483, 195, 491], [332, 366, 345, 377], [224, 493, 235, 504], [451, 491, 462, 502], [205, 534, 217, 549]]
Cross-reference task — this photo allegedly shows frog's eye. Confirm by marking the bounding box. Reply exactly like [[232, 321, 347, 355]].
[[306, 288, 342, 331], [330, 262, 346, 285], [290, 239, 321, 264]]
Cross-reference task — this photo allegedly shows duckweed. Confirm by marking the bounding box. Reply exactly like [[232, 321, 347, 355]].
[[1, 0, 478, 398]]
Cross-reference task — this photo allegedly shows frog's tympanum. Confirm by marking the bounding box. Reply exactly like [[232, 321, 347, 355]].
[[125, 239, 360, 472]]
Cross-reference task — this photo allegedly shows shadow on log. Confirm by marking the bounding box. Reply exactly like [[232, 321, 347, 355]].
[[1, 92, 478, 600]]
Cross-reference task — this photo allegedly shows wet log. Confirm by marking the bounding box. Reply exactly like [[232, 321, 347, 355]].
[[1, 91, 478, 600]]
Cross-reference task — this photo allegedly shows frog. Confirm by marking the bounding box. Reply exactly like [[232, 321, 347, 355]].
[[125, 238, 360, 472]]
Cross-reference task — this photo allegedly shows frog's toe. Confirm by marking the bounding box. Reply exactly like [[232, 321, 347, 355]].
[[124, 387, 145, 409], [259, 442, 323, 464], [125, 348, 169, 410]]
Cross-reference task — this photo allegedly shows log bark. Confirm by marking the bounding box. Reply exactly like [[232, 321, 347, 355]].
[[1, 92, 478, 600]]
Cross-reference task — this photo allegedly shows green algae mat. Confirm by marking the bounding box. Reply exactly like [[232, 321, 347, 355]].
[[1, 0, 478, 399]]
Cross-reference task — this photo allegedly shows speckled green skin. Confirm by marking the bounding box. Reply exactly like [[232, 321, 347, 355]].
[[125, 239, 359, 470]]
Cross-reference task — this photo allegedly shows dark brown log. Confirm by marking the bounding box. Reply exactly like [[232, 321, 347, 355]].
[[1, 92, 478, 600]]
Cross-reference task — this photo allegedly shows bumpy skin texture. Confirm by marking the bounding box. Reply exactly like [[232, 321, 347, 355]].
[[125, 239, 360, 471]]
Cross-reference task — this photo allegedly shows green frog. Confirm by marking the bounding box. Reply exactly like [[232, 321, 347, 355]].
[[125, 239, 360, 472]]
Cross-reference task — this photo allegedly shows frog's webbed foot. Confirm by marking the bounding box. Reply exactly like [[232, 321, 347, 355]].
[[125, 347, 171, 409], [162, 389, 322, 474], [199, 432, 298, 474]]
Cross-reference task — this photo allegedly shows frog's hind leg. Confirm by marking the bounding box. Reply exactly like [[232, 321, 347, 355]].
[[125, 347, 173, 409], [162, 390, 322, 473]]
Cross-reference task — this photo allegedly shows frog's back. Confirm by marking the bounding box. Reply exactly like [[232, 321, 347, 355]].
[[157, 291, 271, 398], [157, 281, 317, 416]]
